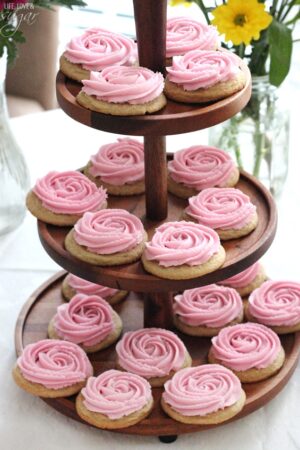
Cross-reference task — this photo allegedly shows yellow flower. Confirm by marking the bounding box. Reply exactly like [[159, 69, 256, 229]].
[[211, 0, 272, 46], [169, 0, 191, 7]]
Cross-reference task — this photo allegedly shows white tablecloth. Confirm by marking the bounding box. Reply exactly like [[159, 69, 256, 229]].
[[1, 106, 300, 450]]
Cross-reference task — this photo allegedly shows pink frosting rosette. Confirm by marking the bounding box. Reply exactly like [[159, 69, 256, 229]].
[[81, 66, 164, 104], [162, 364, 242, 416], [186, 188, 257, 230], [53, 294, 115, 347], [211, 323, 281, 371], [174, 284, 243, 328], [144, 221, 221, 267], [167, 50, 240, 90], [248, 280, 300, 326], [65, 273, 119, 298], [168, 145, 236, 190], [220, 262, 261, 289], [89, 138, 144, 185], [73, 208, 145, 254], [33, 171, 107, 215], [116, 328, 187, 378], [17, 339, 93, 389], [166, 17, 218, 58], [81, 369, 152, 419], [64, 27, 137, 71]]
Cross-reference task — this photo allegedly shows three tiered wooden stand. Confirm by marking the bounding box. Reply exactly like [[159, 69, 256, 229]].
[[15, 0, 300, 443]]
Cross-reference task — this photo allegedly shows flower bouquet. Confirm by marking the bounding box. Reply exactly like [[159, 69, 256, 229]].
[[170, 0, 300, 196]]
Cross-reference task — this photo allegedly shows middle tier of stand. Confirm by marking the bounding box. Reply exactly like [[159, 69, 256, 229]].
[[38, 170, 277, 293]]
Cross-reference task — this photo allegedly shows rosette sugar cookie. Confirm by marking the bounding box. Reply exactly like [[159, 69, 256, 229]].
[[161, 364, 246, 425], [142, 221, 225, 280], [65, 208, 147, 266], [48, 294, 122, 353], [208, 323, 285, 383], [76, 65, 167, 115], [165, 50, 246, 103], [183, 188, 258, 240], [12, 339, 93, 397], [166, 17, 218, 63], [26, 171, 107, 226], [220, 261, 267, 297], [173, 284, 243, 336], [60, 27, 137, 82], [168, 145, 239, 199], [115, 328, 192, 387], [84, 138, 145, 196], [62, 273, 128, 305], [246, 280, 300, 334], [76, 370, 153, 429]]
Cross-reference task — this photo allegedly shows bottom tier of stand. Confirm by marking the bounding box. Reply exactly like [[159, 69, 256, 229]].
[[15, 271, 300, 440]]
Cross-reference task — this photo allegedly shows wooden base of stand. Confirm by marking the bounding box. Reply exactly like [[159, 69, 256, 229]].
[[15, 272, 300, 439]]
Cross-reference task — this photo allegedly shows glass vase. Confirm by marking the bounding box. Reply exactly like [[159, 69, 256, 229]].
[[209, 76, 290, 198], [0, 52, 30, 236]]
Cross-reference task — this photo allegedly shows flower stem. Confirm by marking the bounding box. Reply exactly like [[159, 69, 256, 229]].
[[196, 0, 211, 24]]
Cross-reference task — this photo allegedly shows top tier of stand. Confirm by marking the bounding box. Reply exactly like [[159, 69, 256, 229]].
[[56, 0, 251, 137]]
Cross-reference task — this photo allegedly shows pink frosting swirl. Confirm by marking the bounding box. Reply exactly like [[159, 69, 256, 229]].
[[73, 208, 145, 254], [248, 280, 300, 327], [162, 364, 242, 416], [168, 145, 236, 190], [167, 50, 240, 90], [81, 369, 152, 419], [211, 323, 281, 371], [64, 27, 137, 71], [166, 17, 218, 58], [115, 328, 187, 378], [65, 273, 118, 298], [144, 221, 221, 267], [89, 138, 144, 185], [53, 294, 115, 347], [17, 339, 93, 389], [81, 66, 164, 104], [186, 188, 257, 230], [33, 171, 107, 215], [174, 284, 242, 328], [220, 262, 261, 289]]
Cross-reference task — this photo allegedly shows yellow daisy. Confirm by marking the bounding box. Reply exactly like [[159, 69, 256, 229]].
[[169, 0, 191, 7], [211, 0, 272, 46]]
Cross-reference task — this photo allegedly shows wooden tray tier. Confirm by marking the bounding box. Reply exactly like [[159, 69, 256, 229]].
[[56, 63, 251, 137], [15, 272, 300, 438], [38, 171, 277, 293]]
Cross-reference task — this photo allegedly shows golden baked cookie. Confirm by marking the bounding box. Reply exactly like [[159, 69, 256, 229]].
[[244, 303, 300, 335], [76, 91, 167, 116], [173, 310, 243, 337], [141, 246, 226, 280], [84, 163, 145, 196], [12, 365, 91, 398], [76, 393, 153, 429], [59, 54, 90, 82], [48, 310, 122, 353], [208, 345, 285, 383], [183, 210, 259, 240], [26, 191, 102, 227], [168, 168, 240, 200], [61, 276, 128, 305], [164, 71, 246, 104], [65, 229, 147, 266], [161, 390, 246, 425]]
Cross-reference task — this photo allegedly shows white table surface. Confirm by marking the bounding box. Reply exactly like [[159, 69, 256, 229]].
[[1, 103, 300, 450]]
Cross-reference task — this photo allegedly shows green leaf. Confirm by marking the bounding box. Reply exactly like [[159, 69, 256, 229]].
[[269, 19, 292, 86]]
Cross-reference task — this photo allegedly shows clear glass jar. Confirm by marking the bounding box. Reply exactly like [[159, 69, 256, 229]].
[[0, 51, 30, 235], [209, 76, 290, 198]]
